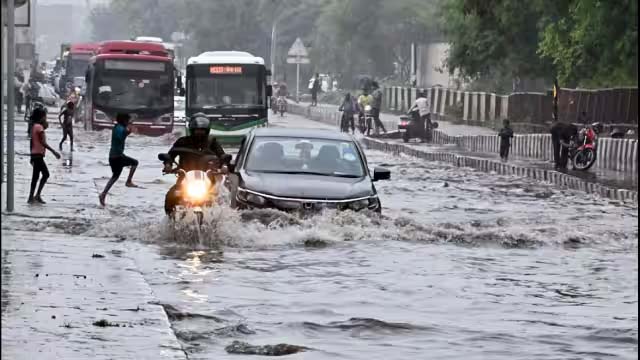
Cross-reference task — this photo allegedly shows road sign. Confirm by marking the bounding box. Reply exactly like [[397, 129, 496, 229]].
[[287, 37, 308, 57], [287, 56, 310, 64], [2, 0, 30, 27]]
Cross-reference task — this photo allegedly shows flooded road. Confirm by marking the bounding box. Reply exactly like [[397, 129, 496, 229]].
[[2, 112, 637, 359]]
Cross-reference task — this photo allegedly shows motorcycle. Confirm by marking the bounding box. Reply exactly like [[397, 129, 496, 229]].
[[340, 111, 355, 133], [398, 110, 439, 143], [276, 96, 287, 117], [358, 105, 374, 135], [158, 149, 231, 226], [565, 123, 600, 171]]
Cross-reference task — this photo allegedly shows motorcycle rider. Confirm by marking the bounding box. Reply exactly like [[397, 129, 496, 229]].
[[357, 89, 374, 134], [162, 113, 230, 215], [276, 83, 289, 113], [338, 93, 358, 134]]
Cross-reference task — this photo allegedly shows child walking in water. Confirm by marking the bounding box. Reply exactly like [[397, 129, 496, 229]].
[[58, 101, 75, 151], [28, 108, 61, 204], [99, 113, 139, 206]]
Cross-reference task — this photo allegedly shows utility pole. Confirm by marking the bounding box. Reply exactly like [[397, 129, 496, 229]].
[[7, 0, 17, 212]]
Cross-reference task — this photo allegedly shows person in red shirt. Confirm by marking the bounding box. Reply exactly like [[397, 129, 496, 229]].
[[28, 108, 61, 204]]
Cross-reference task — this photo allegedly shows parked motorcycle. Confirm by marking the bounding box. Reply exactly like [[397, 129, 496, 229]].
[[158, 150, 230, 226], [565, 123, 601, 171], [398, 110, 439, 143]]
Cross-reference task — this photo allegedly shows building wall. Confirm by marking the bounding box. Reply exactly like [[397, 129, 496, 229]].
[[416, 42, 460, 89]]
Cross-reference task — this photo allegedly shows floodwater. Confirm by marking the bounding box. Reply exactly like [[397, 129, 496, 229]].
[[2, 112, 638, 359]]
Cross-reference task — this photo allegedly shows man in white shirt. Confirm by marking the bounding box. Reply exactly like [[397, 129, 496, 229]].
[[408, 91, 432, 141]]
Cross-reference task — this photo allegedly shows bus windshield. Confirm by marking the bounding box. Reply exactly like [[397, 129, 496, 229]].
[[67, 54, 92, 78], [187, 64, 263, 109], [94, 60, 172, 110]]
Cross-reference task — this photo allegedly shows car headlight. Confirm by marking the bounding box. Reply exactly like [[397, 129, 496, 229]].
[[185, 180, 208, 201], [246, 193, 266, 206], [157, 113, 173, 124], [237, 189, 267, 206], [94, 109, 108, 121], [348, 197, 379, 211], [349, 199, 369, 211]]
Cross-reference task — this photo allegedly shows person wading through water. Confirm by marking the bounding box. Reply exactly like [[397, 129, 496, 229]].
[[28, 108, 61, 204]]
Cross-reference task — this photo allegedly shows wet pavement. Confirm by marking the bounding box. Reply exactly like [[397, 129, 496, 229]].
[[1, 111, 637, 359]]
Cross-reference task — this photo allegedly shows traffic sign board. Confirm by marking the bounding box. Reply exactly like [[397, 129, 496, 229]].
[[287, 56, 310, 64], [287, 37, 308, 57]]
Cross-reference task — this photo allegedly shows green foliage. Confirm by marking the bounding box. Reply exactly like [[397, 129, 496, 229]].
[[89, 0, 440, 86], [538, 0, 638, 87], [442, 0, 638, 89]]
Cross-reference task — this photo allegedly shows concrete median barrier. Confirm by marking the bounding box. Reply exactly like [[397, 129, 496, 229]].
[[362, 137, 637, 205]]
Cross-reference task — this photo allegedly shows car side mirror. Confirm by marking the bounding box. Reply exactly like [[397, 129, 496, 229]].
[[373, 167, 391, 181], [158, 153, 171, 162], [266, 85, 273, 97]]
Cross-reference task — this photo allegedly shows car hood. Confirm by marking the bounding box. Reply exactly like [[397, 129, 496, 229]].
[[241, 171, 375, 200]]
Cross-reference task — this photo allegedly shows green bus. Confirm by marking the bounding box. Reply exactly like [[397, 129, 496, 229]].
[[181, 51, 272, 144]]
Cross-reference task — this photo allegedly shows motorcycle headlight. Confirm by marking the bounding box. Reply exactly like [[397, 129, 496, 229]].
[[364, 105, 372, 112], [185, 180, 208, 201]]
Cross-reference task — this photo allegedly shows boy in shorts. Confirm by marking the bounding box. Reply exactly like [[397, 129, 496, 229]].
[[99, 113, 138, 206]]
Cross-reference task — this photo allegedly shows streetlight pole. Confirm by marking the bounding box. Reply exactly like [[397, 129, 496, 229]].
[[7, 0, 17, 212], [270, 19, 278, 82]]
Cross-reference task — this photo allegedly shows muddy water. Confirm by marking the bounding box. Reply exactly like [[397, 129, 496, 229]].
[[3, 117, 637, 359], [111, 147, 636, 359]]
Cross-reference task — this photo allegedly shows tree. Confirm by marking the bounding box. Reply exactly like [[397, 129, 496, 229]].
[[538, 0, 638, 87], [441, 0, 553, 91]]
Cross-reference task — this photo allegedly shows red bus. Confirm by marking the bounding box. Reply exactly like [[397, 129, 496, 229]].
[[83, 41, 179, 136], [61, 42, 99, 96]]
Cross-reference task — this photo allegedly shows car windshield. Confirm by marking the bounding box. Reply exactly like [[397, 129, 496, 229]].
[[245, 137, 365, 178], [94, 72, 172, 110], [67, 55, 91, 78]]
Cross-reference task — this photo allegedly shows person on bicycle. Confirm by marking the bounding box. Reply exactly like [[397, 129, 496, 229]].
[[338, 93, 358, 134]]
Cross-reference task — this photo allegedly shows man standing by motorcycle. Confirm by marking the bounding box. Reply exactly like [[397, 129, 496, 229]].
[[550, 120, 578, 170], [162, 114, 230, 215], [371, 82, 387, 134], [408, 91, 431, 141]]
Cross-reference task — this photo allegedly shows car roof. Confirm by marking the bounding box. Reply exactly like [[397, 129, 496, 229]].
[[251, 128, 354, 141]]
